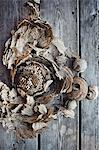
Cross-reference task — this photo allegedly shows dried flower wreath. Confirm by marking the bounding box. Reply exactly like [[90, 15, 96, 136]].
[[0, 1, 98, 139]]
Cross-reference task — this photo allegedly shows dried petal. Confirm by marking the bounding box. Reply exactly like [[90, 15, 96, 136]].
[[21, 105, 33, 116], [27, 95, 35, 107], [68, 100, 77, 110], [9, 88, 17, 99], [11, 104, 23, 113], [34, 0, 40, 4], [52, 37, 79, 58], [62, 109, 75, 118], [38, 104, 47, 114], [32, 122, 47, 131], [61, 67, 73, 93], [44, 80, 53, 92]]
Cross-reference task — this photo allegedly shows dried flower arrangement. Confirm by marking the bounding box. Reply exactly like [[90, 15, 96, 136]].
[[0, 1, 98, 139]]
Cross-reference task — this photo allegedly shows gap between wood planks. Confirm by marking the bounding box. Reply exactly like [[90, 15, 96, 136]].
[[38, 1, 41, 149], [77, 0, 81, 150]]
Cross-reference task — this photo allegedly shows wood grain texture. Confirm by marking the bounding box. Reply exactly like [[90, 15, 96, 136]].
[[40, 0, 78, 150], [0, 0, 38, 149], [80, 0, 99, 149]]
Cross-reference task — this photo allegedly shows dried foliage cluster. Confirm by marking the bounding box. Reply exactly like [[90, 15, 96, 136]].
[[0, 1, 98, 138]]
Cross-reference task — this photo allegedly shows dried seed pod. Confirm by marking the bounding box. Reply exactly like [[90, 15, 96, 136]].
[[73, 58, 87, 73], [67, 77, 88, 101], [86, 86, 98, 100]]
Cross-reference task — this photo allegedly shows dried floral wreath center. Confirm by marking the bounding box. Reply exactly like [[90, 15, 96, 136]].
[[0, 1, 98, 139]]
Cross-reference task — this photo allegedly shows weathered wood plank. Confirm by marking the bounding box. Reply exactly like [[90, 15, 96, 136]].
[[40, 0, 79, 150], [80, 0, 99, 149], [0, 0, 38, 149]]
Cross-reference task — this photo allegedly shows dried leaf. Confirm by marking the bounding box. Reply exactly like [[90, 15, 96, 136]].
[[27, 95, 35, 107], [21, 105, 33, 116], [38, 104, 47, 114], [44, 80, 53, 92], [11, 104, 23, 113], [52, 37, 79, 58], [32, 122, 47, 131], [62, 109, 75, 118]]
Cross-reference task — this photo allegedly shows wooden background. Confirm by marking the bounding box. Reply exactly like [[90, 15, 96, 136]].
[[0, 0, 99, 149]]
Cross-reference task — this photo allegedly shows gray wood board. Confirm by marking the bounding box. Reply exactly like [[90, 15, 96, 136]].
[[0, 0, 38, 150], [40, 0, 79, 150], [80, 0, 99, 150], [0, 0, 99, 150]]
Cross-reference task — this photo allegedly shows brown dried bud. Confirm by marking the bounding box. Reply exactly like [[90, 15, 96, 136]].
[[67, 77, 88, 101]]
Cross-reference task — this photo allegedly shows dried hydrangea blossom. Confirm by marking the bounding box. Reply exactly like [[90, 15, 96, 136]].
[[0, 1, 98, 139]]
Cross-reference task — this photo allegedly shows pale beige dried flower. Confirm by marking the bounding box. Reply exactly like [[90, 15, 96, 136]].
[[87, 86, 98, 100], [68, 100, 77, 110], [73, 58, 87, 73]]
